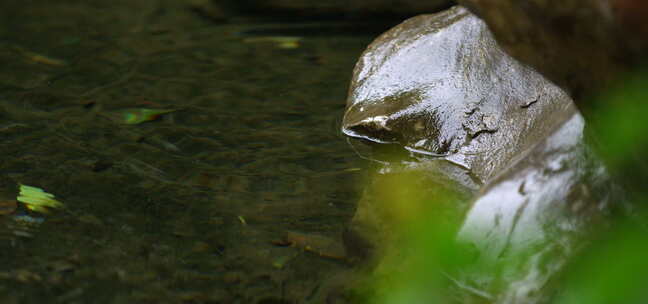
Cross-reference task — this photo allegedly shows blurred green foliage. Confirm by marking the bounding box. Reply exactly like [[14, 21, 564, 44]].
[[589, 72, 648, 166], [557, 221, 648, 304], [560, 71, 648, 304], [351, 171, 473, 304]]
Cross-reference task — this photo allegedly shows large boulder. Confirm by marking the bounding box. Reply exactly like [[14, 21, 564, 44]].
[[342, 6, 573, 184], [341, 6, 616, 303]]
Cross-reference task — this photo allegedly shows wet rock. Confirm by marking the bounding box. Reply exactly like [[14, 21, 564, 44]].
[[456, 0, 648, 104], [456, 0, 648, 216], [342, 6, 573, 183], [341, 5, 618, 303], [456, 105, 614, 303]]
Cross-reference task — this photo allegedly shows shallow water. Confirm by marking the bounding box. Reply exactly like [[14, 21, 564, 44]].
[[0, 1, 402, 302]]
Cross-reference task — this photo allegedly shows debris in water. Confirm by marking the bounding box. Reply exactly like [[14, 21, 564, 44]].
[[243, 36, 302, 49], [27, 53, 67, 66], [237, 215, 247, 225], [17, 184, 64, 214], [14, 46, 67, 66], [342, 168, 361, 172], [109, 108, 177, 125], [273, 231, 346, 260]]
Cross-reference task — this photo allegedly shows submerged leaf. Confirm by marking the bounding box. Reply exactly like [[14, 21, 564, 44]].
[[13, 46, 67, 66], [17, 184, 64, 214], [114, 108, 177, 125], [243, 36, 301, 49], [28, 53, 67, 66]]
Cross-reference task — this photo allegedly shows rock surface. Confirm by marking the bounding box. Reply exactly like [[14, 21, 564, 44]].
[[342, 6, 573, 184], [456, 105, 613, 303], [342, 6, 616, 303]]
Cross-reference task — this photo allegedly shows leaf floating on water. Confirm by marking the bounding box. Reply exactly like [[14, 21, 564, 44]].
[[114, 108, 177, 125], [243, 36, 302, 49], [17, 184, 64, 214]]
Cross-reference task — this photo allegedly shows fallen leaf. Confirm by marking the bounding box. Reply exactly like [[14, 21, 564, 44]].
[[109, 108, 177, 124], [17, 184, 64, 214]]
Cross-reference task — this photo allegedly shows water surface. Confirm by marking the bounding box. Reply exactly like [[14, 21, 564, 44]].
[[0, 1, 394, 302]]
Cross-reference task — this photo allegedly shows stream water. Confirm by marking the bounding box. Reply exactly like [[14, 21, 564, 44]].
[[0, 1, 407, 302]]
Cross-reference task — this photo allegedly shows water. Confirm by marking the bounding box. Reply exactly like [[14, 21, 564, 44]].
[[0, 1, 399, 302]]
